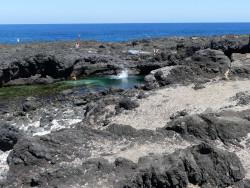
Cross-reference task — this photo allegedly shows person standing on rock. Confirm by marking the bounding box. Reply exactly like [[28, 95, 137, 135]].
[[154, 49, 158, 55], [76, 42, 79, 51], [17, 38, 20, 44], [78, 34, 80, 40]]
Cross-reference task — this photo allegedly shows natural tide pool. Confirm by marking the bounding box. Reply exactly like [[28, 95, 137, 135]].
[[0, 75, 145, 102]]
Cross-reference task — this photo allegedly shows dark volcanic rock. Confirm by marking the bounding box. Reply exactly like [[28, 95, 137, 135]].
[[101, 87, 125, 95], [165, 110, 250, 144], [82, 90, 101, 102], [6, 74, 55, 86], [22, 100, 42, 112], [119, 143, 245, 188], [145, 49, 231, 88], [84, 102, 96, 117], [0, 122, 25, 151], [0, 34, 249, 87], [4, 124, 245, 188], [143, 74, 160, 90], [193, 83, 206, 90], [184, 49, 231, 74], [117, 98, 139, 110], [73, 98, 87, 106], [2, 34, 250, 188], [230, 53, 250, 77], [232, 91, 250, 106]]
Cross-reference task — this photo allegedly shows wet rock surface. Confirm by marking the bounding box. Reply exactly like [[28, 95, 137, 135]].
[[1, 35, 250, 187]]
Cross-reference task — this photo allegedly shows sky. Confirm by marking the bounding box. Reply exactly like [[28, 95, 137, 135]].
[[0, 0, 250, 24]]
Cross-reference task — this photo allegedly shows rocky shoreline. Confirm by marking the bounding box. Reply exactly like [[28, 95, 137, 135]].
[[1, 34, 250, 187]]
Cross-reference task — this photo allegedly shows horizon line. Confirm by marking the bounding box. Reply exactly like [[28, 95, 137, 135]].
[[1, 22, 250, 25]]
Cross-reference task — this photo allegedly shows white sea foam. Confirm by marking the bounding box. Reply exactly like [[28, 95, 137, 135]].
[[0, 150, 11, 180], [33, 118, 82, 136], [110, 69, 128, 79]]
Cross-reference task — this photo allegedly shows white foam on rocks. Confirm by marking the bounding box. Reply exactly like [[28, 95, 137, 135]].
[[0, 150, 11, 181], [33, 118, 82, 136]]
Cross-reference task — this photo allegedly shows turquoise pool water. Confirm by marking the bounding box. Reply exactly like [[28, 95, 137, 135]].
[[0, 75, 144, 101]]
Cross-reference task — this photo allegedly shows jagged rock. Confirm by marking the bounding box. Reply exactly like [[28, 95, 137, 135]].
[[1, 34, 250, 188], [0, 122, 25, 151], [232, 91, 250, 106], [6, 74, 55, 86], [73, 99, 87, 106], [119, 143, 245, 188], [22, 100, 42, 112], [84, 102, 96, 117], [39, 113, 53, 127], [137, 91, 147, 99], [143, 74, 160, 90], [231, 53, 250, 76], [4, 123, 245, 188], [193, 83, 205, 90], [184, 49, 231, 74], [165, 110, 250, 144], [0, 34, 249, 87], [117, 98, 139, 110], [101, 87, 125, 95], [144, 49, 231, 89], [82, 90, 101, 102]]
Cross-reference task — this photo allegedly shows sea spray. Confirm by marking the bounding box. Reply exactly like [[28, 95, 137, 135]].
[[110, 69, 129, 80]]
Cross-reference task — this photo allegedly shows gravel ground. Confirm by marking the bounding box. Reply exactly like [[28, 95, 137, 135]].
[[110, 79, 250, 130]]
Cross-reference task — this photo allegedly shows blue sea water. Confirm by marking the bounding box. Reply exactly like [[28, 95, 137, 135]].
[[0, 23, 250, 44]]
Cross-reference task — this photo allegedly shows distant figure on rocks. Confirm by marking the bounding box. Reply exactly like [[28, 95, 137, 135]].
[[17, 38, 20, 44], [76, 42, 79, 51], [154, 49, 159, 55], [78, 34, 80, 40], [72, 76, 77, 81]]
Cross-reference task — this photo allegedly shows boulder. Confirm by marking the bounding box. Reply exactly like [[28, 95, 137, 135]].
[[0, 122, 24, 151], [143, 74, 159, 90], [230, 53, 250, 76], [185, 49, 231, 73], [117, 98, 139, 110], [101, 87, 125, 95], [145, 49, 231, 88], [73, 99, 87, 106], [22, 100, 42, 112], [165, 110, 250, 144]]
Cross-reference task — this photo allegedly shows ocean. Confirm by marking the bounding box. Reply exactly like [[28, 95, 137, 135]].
[[0, 23, 250, 44]]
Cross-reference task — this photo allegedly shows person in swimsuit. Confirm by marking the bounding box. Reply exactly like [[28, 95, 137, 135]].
[[76, 42, 79, 51]]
